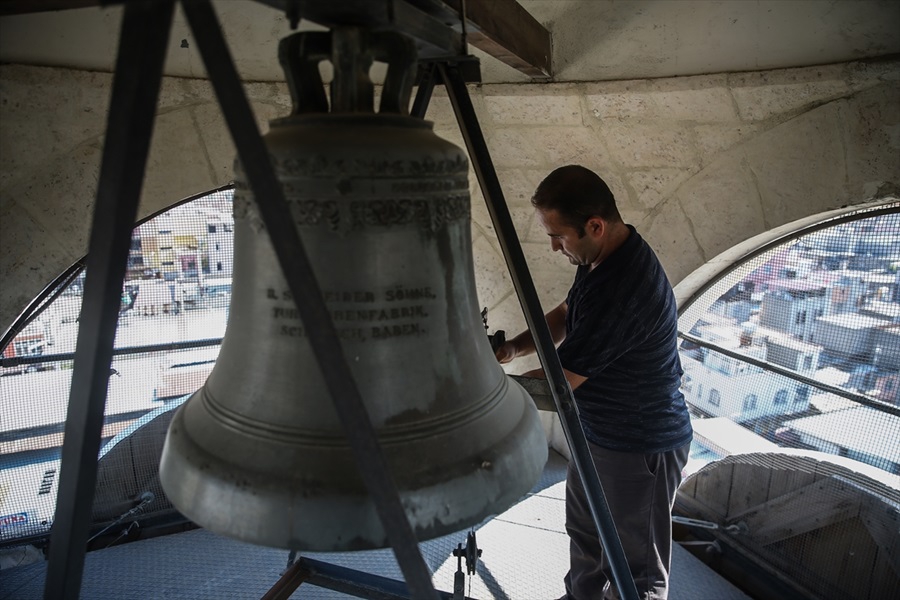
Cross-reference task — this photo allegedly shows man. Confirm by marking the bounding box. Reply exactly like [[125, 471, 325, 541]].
[[494, 165, 692, 600]]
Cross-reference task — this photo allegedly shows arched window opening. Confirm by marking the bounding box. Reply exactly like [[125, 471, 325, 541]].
[[674, 203, 900, 600], [0, 186, 234, 548], [676, 202, 900, 479]]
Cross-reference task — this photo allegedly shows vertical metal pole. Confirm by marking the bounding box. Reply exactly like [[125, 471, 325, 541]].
[[43, 2, 176, 599], [180, 3, 438, 599], [437, 62, 641, 600]]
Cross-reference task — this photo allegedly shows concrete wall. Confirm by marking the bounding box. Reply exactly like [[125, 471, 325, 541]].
[[2, 58, 899, 345]]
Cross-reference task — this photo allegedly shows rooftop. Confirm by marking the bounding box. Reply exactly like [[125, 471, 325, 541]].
[[783, 406, 900, 464], [816, 312, 889, 329]]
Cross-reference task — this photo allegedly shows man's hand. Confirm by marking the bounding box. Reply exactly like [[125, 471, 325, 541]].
[[494, 340, 518, 364], [493, 303, 567, 365]]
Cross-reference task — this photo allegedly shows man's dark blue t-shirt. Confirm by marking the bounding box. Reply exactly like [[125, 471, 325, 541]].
[[556, 225, 692, 453]]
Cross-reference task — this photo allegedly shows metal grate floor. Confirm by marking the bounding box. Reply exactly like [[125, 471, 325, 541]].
[[0, 451, 750, 599]]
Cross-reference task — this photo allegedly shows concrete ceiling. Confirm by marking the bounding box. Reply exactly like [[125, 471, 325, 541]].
[[0, 1, 898, 84]]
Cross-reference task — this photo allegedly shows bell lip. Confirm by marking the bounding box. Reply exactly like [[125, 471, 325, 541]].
[[158, 376, 548, 551], [270, 112, 434, 130]]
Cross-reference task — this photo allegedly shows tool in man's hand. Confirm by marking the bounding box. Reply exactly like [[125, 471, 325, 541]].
[[481, 307, 506, 353]]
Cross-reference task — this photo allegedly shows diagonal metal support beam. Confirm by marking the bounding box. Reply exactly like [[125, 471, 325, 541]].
[[43, 2, 176, 599], [437, 62, 639, 600], [180, 3, 439, 599]]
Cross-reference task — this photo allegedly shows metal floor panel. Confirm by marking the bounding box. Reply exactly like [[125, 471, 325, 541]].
[[0, 451, 750, 600]]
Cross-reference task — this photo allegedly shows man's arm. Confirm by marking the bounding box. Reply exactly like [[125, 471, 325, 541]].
[[519, 365, 588, 391], [495, 301, 588, 391]]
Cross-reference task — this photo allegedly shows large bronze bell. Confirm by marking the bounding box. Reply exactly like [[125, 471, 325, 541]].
[[159, 28, 547, 551]]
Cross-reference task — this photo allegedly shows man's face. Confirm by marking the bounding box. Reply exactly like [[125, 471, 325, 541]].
[[536, 208, 602, 267]]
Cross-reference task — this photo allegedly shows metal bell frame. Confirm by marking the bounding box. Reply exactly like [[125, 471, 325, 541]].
[[41, 1, 639, 599]]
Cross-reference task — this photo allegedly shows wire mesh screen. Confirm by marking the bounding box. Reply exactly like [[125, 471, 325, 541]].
[[676, 203, 900, 600], [0, 188, 233, 551]]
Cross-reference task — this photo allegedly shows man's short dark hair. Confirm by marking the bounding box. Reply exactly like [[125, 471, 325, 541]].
[[532, 165, 621, 232]]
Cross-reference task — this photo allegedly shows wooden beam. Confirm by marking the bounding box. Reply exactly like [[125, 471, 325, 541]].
[[0, 0, 552, 79], [440, 0, 552, 79], [727, 476, 860, 546]]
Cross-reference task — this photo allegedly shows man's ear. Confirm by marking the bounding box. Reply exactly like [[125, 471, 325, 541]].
[[586, 217, 604, 238]]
